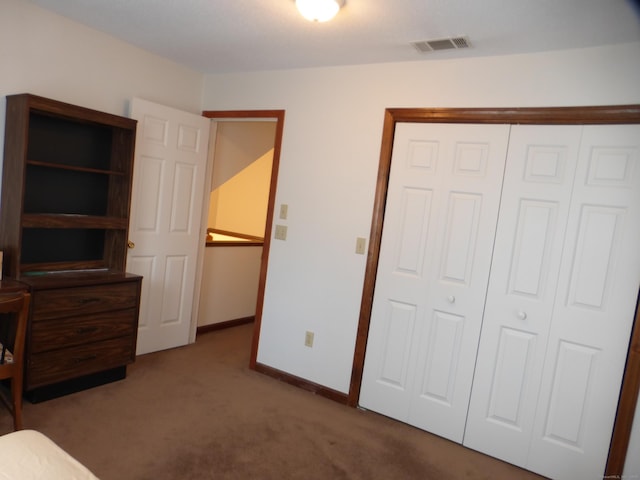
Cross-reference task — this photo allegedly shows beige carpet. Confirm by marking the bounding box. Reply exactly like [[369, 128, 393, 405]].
[[0, 324, 544, 479]]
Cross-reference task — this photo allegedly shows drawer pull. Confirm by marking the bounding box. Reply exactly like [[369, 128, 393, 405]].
[[72, 354, 98, 364], [75, 326, 99, 335]]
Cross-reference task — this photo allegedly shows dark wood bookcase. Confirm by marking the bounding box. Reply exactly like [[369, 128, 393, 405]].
[[1, 94, 136, 275], [0, 94, 142, 401]]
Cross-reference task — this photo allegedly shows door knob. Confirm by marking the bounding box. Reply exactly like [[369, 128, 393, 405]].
[[127, 240, 135, 249], [447, 295, 456, 304], [517, 311, 527, 320]]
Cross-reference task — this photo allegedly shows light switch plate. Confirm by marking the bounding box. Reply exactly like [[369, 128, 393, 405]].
[[279, 204, 288, 220], [305, 331, 314, 348], [274, 224, 287, 240], [355, 237, 367, 255]]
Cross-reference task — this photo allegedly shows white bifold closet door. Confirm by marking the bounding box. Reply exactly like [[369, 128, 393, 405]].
[[464, 124, 640, 480], [359, 123, 510, 442]]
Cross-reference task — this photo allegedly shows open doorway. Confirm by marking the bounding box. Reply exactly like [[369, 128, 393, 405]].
[[196, 110, 285, 367]]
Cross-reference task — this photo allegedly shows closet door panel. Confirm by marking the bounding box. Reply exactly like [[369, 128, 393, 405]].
[[408, 127, 510, 441], [360, 123, 510, 443], [464, 125, 583, 464], [528, 125, 640, 480], [358, 137, 442, 420]]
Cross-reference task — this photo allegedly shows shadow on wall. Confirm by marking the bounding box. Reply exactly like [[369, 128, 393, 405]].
[[208, 121, 276, 240]]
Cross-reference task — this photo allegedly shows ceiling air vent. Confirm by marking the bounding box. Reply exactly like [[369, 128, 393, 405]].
[[412, 36, 471, 54]]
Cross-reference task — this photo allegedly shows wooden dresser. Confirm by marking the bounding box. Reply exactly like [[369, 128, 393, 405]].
[[20, 272, 141, 401]]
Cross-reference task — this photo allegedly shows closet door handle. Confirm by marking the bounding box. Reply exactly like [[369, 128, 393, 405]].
[[447, 295, 456, 304], [517, 311, 527, 320]]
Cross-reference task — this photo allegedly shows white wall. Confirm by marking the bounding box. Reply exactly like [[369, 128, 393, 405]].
[[0, 0, 203, 191], [201, 42, 640, 396], [197, 246, 262, 327]]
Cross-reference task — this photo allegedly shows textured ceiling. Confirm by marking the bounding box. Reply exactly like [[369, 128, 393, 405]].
[[27, 0, 640, 74]]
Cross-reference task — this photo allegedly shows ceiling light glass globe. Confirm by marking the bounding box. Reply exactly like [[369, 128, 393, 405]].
[[296, 0, 341, 22]]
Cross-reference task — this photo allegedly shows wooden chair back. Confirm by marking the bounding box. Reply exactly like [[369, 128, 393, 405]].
[[0, 292, 31, 430]]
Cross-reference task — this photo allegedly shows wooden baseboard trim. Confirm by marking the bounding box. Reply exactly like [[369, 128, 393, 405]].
[[197, 316, 254, 335], [253, 362, 349, 405]]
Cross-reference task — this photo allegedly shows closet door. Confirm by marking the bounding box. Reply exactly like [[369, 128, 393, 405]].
[[527, 124, 640, 479], [465, 124, 640, 480], [463, 125, 583, 463], [359, 123, 509, 442]]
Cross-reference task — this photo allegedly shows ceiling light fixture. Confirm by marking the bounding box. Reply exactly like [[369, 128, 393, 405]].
[[296, 0, 345, 22]]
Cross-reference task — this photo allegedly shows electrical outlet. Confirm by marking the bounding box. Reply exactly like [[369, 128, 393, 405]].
[[279, 204, 288, 220], [304, 331, 314, 348], [355, 237, 367, 255], [274, 224, 287, 241]]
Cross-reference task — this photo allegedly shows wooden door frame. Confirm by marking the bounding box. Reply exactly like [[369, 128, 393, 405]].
[[201, 109, 285, 371], [348, 105, 640, 477]]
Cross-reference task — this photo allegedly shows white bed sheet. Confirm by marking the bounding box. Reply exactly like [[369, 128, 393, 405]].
[[0, 430, 99, 479]]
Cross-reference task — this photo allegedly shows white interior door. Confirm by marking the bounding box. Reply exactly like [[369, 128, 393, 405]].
[[464, 125, 584, 464], [527, 124, 640, 479], [464, 124, 640, 480], [127, 98, 210, 355], [359, 123, 510, 442]]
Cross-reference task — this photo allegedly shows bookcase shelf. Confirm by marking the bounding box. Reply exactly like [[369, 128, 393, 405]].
[[27, 159, 128, 176]]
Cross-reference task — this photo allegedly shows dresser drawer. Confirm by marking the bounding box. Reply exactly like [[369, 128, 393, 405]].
[[27, 336, 135, 389], [30, 309, 137, 354], [31, 281, 139, 321]]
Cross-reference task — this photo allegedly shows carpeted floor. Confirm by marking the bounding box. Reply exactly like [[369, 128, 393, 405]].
[[0, 324, 544, 479]]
